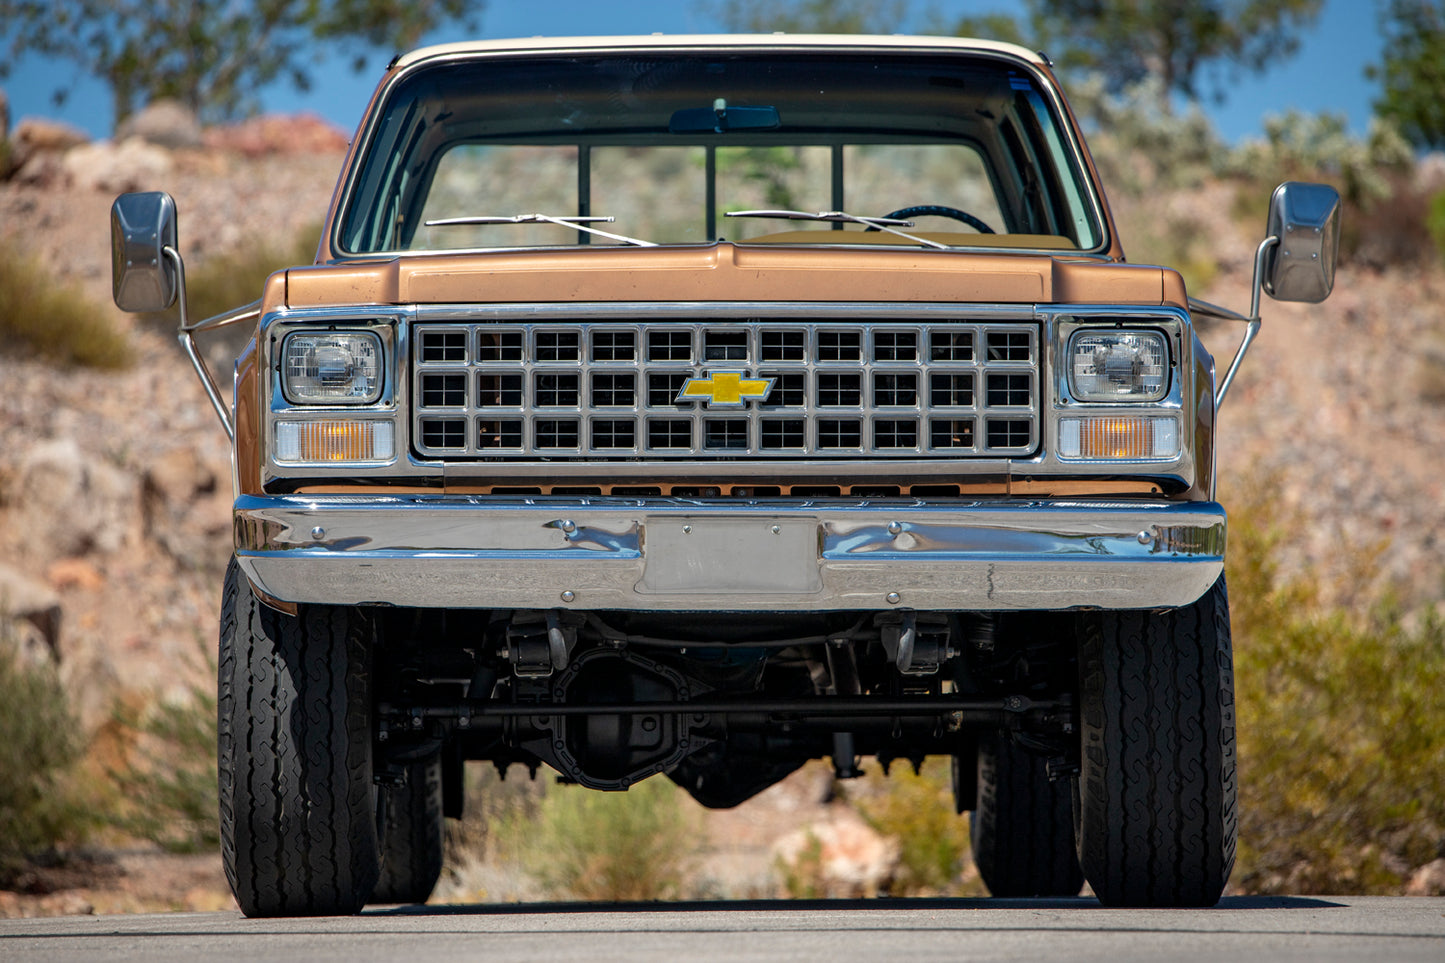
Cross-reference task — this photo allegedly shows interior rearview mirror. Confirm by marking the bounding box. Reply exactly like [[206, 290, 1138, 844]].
[[111, 191, 179, 313], [669, 101, 781, 134], [1262, 181, 1340, 304]]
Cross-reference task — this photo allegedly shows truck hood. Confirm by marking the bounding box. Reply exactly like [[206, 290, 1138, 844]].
[[281, 243, 1184, 309]]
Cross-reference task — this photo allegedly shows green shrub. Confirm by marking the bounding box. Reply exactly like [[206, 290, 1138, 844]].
[[1070, 76, 1224, 196], [1427, 190, 1445, 264], [1223, 112, 1413, 208], [105, 671, 219, 853], [849, 759, 974, 895], [511, 776, 699, 901], [775, 831, 827, 899], [1342, 175, 1442, 270], [0, 636, 87, 881], [0, 242, 132, 369], [1226, 479, 1445, 894], [1059, 79, 1224, 291], [1223, 112, 1422, 269]]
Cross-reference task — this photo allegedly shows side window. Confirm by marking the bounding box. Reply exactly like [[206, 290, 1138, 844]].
[[844, 145, 1005, 234], [411, 145, 578, 249]]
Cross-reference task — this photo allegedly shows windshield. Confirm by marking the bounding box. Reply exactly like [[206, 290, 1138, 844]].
[[337, 49, 1104, 255]]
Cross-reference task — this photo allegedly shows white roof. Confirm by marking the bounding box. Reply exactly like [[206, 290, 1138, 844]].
[[393, 34, 1046, 69]]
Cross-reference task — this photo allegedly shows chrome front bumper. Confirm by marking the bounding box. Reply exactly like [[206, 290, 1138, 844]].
[[234, 494, 1226, 612]]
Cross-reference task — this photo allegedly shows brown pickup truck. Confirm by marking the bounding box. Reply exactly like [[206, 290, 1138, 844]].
[[110, 34, 1339, 915]]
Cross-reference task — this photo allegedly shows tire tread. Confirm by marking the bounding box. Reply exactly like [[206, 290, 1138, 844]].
[[1077, 577, 1236, 907], [217, 560, 380, 917]]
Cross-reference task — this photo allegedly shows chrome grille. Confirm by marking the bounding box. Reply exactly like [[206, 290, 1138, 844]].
[[412, 321, 1040, 459]]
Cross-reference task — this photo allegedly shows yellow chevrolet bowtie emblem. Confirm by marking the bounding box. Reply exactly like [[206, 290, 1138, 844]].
[[676, 371, 775, 407]]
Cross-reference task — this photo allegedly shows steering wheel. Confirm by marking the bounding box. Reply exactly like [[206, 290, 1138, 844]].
[[870, 205, 996, 235]]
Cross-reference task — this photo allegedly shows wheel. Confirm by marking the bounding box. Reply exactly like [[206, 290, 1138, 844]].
[[218, 558, 381, 917], [970, 730, 1084, 897], [371, 754, 445, 904], [875, 204, 996, 234], [1075, 575, 1237, 907]]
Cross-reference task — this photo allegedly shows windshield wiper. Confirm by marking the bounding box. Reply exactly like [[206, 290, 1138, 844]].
[[724, 210, 949, 250], [424, 213, 656, 247]]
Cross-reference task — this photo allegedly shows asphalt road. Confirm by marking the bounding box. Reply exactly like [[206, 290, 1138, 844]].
[[2, 896, 1442, 962]]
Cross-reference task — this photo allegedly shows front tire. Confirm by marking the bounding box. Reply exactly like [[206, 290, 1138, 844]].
[[970, 730, 1083, 897], [218, 559, 381, 917], [371, 754, 445, 905], [1075, 575, 1237, 907]]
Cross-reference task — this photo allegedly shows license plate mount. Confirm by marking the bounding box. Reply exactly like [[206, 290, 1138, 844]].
[[637, 517, 821, 595]]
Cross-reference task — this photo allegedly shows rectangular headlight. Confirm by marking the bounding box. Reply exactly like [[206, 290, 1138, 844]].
[[274, 420, 394, 463], [1068, 330, 1168, 402], [1058, 415, 1179, 459], [281, 331, 383, 404]]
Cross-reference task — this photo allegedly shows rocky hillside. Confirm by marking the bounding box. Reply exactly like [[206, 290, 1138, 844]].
[[1, 100, 1443, 911], [1, 108, 348, 722]]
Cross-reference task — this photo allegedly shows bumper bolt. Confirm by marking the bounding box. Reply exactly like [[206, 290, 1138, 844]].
[[886, 592, 901, 604], [1137, 530, 1153, 545], [560, 519, 577, 534], [310, 526, 325, 540], [560, 590, 576, 603], [887, 521, 903, 536]]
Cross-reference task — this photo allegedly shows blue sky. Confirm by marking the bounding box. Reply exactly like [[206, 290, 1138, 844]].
[[2, 0, 1382, 145]]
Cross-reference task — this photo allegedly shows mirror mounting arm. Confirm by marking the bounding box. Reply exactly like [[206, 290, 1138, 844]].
[[1214, 235, 1278, 411], [166, 245, 259, 443], [167, 246, 231, 442]]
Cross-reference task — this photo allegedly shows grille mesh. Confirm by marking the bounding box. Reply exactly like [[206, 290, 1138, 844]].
[[412, 321, 1038, 459]]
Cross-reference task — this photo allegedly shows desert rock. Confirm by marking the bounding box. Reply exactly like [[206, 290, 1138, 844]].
[[13, 438, 139, 559], [1406, 858, 1445, 896], [62, 138, 174, 193], [773, 805, 900, 897], [0, 561, 63, 660], [116, 99, 203, 150]]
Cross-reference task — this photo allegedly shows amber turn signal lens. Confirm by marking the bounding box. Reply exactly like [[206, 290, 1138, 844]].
[[1058, 415, 1179, 459], [274, 421, 395, 463]]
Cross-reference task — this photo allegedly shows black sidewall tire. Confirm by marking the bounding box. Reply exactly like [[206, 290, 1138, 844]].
[[371, 753, 446, 905], [218, 559, 381, 917], [971, 730, 1084, 898], [1075, 575, 1238, 907]]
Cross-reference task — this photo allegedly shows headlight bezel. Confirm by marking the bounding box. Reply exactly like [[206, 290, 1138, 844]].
[[1049, 312, 1188, 466], [263, 312, 404, 478]]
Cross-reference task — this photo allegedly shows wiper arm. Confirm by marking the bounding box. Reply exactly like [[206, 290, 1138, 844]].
[[725, 209, 949, 250], [424, 213, 656, 247]]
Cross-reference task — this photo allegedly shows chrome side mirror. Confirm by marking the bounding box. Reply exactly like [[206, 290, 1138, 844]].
[[1262, 181, 1340, 303], [110, 191, 179, 312]]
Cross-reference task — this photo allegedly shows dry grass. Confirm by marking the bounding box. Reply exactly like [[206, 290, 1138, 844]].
[[1420, 344, 1445, 404], [103, 675, 219, 854], [0, 242, 131, 369]]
